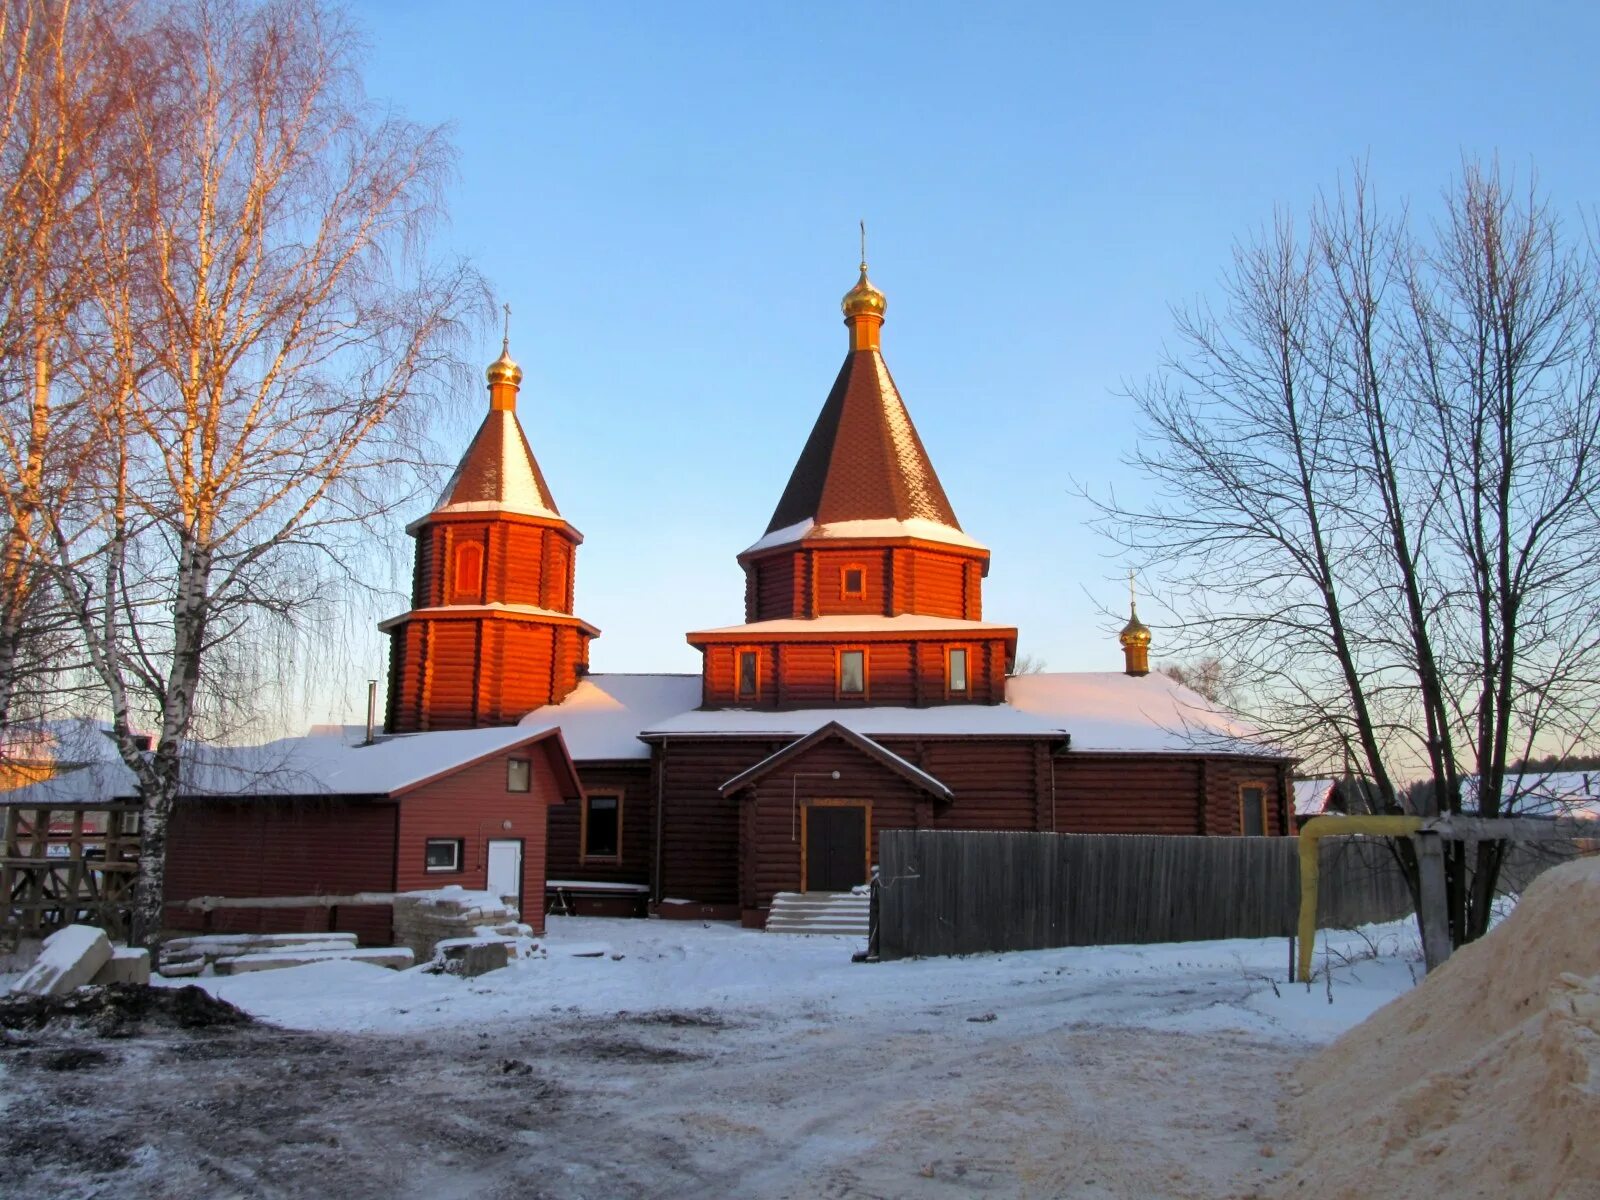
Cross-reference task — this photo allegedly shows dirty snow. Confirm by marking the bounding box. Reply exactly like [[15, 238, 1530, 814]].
[[0, 918, 1425, 1198], [172, 917, 1417, 1041]]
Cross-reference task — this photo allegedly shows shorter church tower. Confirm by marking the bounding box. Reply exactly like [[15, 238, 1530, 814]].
[[383, 341, 599, 732]]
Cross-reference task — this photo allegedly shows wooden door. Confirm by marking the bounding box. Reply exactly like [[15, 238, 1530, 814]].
[[805, 806, 867, 892]]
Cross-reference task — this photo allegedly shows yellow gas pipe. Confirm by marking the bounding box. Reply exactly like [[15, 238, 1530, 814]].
[[1295, 814, 1421, 983]]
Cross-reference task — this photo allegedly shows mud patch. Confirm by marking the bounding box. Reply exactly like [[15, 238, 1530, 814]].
[[38, 1046, 113, 1071], [0, 983, 251, 1039], [568, 1034, 703, 1063], [628, 1008, 735, 1030]]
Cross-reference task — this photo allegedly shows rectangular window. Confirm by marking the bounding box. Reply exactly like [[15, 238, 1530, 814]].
[[583, 793, 621, 860], [424, 838, 463, 872], [841, 565, 866, 599], [506, 758, 531, 793], [1240, 785, 1267, 836], [839, 649, 866, 696], [737, 650, 759, 699], [948, 647, 969, 693]]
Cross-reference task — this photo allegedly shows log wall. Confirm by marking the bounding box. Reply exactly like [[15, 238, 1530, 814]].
[[546, 761, 654, 887], [697, 636, 1011, 709], [659, 734, 1295, 915], [743, 543, 987, 622]]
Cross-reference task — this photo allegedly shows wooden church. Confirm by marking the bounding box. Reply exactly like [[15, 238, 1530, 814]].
[[381, 254, 1296, 928]]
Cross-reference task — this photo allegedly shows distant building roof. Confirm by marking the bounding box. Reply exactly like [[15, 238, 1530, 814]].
[[0, 725, 582, 805], [1294, 779, 1336, 816]]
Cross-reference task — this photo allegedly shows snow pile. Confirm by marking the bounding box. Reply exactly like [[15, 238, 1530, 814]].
[[1276, 855, 1600, 1199]]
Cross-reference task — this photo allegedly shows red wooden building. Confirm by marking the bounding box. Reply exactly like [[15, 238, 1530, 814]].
[[1, 718, 583, 943], [486, 257, 1293, 926]]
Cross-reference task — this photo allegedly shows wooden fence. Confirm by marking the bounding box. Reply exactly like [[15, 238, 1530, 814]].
[[1, 801, 143, 947], [876, 830, 1415, 961]]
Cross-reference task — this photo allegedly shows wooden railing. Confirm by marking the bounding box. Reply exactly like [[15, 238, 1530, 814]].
[[0, 801, 143, 943]]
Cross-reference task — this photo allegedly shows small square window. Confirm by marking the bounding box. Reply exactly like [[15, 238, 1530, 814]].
[[839, 649, 865, 695], [948, 648, 968, 693], [425, 838, 462, 872], [737, 650, 759, 699], [507, 758, 531, 793], [841, 566, 865, 599]]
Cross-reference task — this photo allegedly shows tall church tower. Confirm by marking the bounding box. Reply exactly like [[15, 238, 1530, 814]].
[[383, 341, 599, 732], [688, 248, 1016, 707]]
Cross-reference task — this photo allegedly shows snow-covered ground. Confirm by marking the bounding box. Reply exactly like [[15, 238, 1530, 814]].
[[181, 915, 1421, 1044], [2, 920, 1424, 1199]]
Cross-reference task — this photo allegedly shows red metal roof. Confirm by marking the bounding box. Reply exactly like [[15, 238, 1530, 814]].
[[432, 410, 560, 519], [764, 349, 961, 534]]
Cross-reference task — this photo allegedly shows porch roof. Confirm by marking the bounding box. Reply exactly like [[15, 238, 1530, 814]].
[[717, 721, 954, 802]]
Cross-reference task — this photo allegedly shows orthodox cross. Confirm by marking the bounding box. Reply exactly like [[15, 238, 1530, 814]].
[[859, 219, 868, 271], [502, 302, 512, 353]]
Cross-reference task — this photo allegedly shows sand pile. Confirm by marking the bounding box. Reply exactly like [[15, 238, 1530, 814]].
[[1273, 855, 1600, 1200]]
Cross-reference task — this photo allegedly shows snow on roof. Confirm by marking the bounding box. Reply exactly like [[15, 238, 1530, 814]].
[[641, 672, 1284, 755], [741, 517, 987, 557], [0, 724, 576, 806], [643, 703, 1066, 741], [377, 602, 596, 633], [717, 721, 956, 801], [0, 718, 132, 766], [1005, 672, 1277, 755], [518, 673, 702, 761], [432, 409, 560, 521], [688, 613, 1014, 638], [1295, 779, 1336, 816], [1469, 771, 1600, 821]]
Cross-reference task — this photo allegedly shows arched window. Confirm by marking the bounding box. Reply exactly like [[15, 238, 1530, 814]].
[[451, 540, 484, 603]]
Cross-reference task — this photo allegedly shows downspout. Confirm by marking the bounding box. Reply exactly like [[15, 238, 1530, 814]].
[[1296, 814, 1421, 982], [653, 738, 667, 907]]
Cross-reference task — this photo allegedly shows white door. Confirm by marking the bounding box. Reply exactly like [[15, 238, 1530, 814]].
[[486, 839, 523, 912]]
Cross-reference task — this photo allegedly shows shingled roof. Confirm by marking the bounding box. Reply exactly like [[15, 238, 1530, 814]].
[[432, 409, 560, 520], [762, 348, 961, 536]]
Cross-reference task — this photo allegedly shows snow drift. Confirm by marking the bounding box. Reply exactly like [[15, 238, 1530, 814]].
[[1276, 855, 1600, 1200]]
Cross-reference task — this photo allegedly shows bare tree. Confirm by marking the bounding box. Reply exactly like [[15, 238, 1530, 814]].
[[1097, 163, 1600, 946], [1157, 658, 1234, 706], [0, 0, 132, 734], [30, 0, 485, 948]]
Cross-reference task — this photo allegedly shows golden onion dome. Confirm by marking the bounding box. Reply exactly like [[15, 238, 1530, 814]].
[[841, 265, 887, 320], [486, 345, 522, 388], [1119, 604, 1152, 648]]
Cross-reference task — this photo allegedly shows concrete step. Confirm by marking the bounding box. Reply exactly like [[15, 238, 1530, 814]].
[[764, 928, 870, 940], [766, 890, 871, 936]]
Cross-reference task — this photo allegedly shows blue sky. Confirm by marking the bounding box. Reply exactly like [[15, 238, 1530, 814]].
[[321, 1, 1600, 722]]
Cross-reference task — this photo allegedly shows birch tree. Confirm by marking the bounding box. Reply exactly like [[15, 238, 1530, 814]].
[[1099, 164, 1600, 946], [37, 0, 484, 948], [0, 0, 132, 734]]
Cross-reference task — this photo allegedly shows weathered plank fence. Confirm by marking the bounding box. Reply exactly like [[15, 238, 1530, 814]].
[[876, 830, 1414, 960]]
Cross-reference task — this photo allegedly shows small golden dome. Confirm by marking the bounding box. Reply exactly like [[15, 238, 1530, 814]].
[[486, 345, 522, 388], [841, 265, 887, 320], [1119, 604, 1152, 648]]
